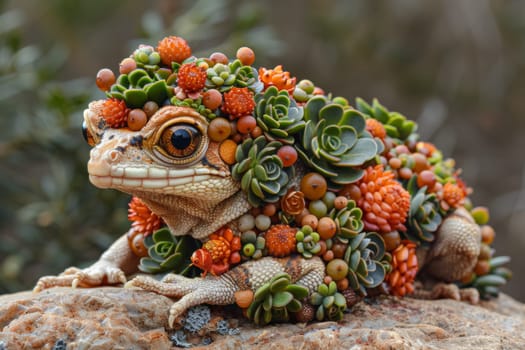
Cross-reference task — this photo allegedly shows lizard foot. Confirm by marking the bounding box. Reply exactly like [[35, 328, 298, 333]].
[[411, 282, 479, 304], [126, 274, 236, 328], [34, 264, 126, 292]]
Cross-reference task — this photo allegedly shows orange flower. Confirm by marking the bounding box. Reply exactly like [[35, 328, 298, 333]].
[[365, 119, 387, 140], [265, 224, 297, 257], [259, 65, 296, 93], [356, 165, 411, 233], [386, 240, 418, 297], [128, 197, 163, 236], [280, 190, 305, 216], [442, 182, 466, 210]]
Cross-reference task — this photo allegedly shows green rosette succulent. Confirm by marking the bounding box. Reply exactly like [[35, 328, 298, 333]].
[[329, 199, 364, 241], [232, 136, 294, 207], [132, 45, 161, 72], [309, 281, 347, 321], [107, 68, 172, 108], [295, 225, 322, 258], [297, 96, 379, 185], [139, 228, 200, 276], [254, 86, 305, 144], [246, 272, 309, 326], [343, 231, 387, 296], [461, 256, 512, 299], [355, 97, 417, 141], [405, 176, 442, 244], [170, 97, 216, 120], [205, 59, 263, 93]]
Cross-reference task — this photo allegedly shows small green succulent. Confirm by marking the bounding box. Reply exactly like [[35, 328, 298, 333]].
[[309, 281, 347, 321], [343, 231, 387, 296], [107, 68, 172, 108], [405, 176, 442, 244], [232, 136, 294, 207], [297, 96, 379, 185], [461, 256, 512, 300], [170, 96, 216, 120], [254, 86, 305, 144], [329, 199, 364, 241], [139, 228, 200, 276], [292, 79, 316, 103], [247, 272, 309, 326], [205, 59, 263, 93], [355, 97, 417, 141], [132, 45, 161, 72], [295, 225, 322, 258]]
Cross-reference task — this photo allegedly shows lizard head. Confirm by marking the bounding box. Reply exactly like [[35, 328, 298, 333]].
[[82, 100, 239, 206]]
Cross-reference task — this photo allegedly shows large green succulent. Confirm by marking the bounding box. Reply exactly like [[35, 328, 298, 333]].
[[355, 97, 417, 141], [139, 228, 200, 276], [246, 272, 309, 326], [205, 59, 263, 93], [405, 176, 442, 244], [343, 231, 387, 296], [309, 281, 347, 321], [232, 136, 293, 207], [254, 86, 305, 144], [107, 68, 172, 108], [297, 96, 379, 185], [329, 199, 364, 241]]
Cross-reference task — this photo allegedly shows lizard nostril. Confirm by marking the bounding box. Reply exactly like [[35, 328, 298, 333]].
[[107, 149, 122, 163]]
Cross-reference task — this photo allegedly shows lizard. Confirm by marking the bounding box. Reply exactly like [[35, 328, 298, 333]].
[[33, 36, 499, 327], [34, 101, 481, 326]]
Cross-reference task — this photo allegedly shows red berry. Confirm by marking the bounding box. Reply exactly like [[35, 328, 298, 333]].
[[157, 36, 191, 65], [177, 63, 207, 92], [236, 47, 255, 66], [277, 145, 298, 167], [417, 170, 436, 189], [96, 68, 115, 91]]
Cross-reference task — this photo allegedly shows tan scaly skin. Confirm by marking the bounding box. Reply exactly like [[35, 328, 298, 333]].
[[34, 102, 481, 327]]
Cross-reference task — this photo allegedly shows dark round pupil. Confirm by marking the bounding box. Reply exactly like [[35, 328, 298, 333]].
[[171, 128, 192, 149]]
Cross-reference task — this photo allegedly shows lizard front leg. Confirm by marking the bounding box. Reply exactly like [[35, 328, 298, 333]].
[[126, 256, 325, 327], [34, 232, 138, 292]]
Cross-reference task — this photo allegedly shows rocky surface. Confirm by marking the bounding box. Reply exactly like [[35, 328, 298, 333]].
[[0, 286, 524, 349]]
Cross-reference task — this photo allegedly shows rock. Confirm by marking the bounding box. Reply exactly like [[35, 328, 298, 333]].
[[0, 287, 524, 349]]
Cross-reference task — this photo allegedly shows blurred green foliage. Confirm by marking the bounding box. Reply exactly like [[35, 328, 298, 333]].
[[1, 0, 524, 301]]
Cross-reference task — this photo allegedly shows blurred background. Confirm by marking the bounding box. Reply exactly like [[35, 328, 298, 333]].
[[0, 0, 524, 301]]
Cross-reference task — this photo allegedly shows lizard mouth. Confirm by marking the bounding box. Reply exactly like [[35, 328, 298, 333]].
[[89, 166, 228, 190]]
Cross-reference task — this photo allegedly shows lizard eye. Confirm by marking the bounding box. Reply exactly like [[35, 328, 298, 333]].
[[152, 119, 209, 165], [160, 124, 202, 158], [82, 120, 96, 147]]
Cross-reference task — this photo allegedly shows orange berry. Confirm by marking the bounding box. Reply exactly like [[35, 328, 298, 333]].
[[208, 117, 232, 142], [157, 36, 191, 65], [96, 68, 116, 91], [119, 57, 137, 74], [236, 47, 256, 65], [474, 259, 490, 276], [301, 214, 318, 230], [202, 89, 223, 110], [250, 126, 263, 138], [300, 172, 327, 200], [317, 217, 337, 240], [333, 196, 348, 210], [480, 225, 495, 245], [262, 203, 277, 217], [209, 52, 229, 65], [277, 145, 298, 167], [127, 109, 147, 131], [236, 115, 257, 134], [219, 139, 237, 165]]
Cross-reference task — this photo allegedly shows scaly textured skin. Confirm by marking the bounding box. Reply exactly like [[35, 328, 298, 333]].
[[126, 255, 325, 327], [34, 102, 482, 323]]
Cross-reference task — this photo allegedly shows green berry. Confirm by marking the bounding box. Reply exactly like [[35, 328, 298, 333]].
[[255, 214, 271, 231], [309, 200, 328, 218], [243, 243, 255, 257]]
